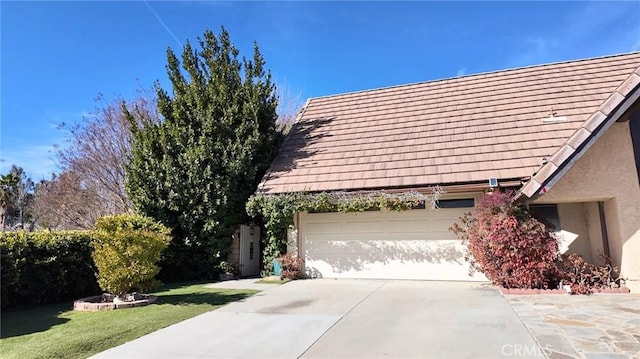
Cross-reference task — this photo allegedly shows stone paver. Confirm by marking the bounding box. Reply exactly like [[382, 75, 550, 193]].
[[506, 294, 640, 359]]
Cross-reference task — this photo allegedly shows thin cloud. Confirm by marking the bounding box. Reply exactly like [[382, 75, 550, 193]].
[[0, 145, 60, 181], [509, 36, 561, 68], [528, 37, 560, 55], [143, 0, 183, 48], [564, 0, 638, 47], [507, 1, 639, 68], [45, 110, 89, 124], [456, 68, 466, 77]]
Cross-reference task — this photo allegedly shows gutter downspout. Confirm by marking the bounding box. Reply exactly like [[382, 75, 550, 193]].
[[597, 201, 611, 263]]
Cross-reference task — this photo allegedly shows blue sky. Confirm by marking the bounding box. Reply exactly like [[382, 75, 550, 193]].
[[2, 1, 639, 180]]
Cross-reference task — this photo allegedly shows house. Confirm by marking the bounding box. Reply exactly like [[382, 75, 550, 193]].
[[258, 53, 640, 291]]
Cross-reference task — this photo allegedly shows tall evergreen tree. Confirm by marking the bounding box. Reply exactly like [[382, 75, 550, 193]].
[[126, 28, 280, 279], [0, 166, 34, 230]]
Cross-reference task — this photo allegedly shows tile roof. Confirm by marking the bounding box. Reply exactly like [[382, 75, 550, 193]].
[[519, 61, 640, 199], [259, 52, 640, 194]]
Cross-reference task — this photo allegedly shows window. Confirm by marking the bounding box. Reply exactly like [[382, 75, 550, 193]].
[[529, 204, 560, 231], [409, 201, 426, 210], [437, 198, 475, 208]]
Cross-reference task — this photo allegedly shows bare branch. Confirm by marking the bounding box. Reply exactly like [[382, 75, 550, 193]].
[[46, 92, 158, 227]]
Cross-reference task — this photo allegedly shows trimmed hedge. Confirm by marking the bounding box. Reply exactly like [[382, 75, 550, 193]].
[[93, 214, 171, 296], [1, 231, 100, 310]]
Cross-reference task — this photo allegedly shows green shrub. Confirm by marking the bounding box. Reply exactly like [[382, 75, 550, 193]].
[[1, 231, 100, 310], [92, 214, 171, 296]]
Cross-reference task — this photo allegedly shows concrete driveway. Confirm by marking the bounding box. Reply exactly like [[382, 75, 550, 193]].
[[92, 280, 543, 359]]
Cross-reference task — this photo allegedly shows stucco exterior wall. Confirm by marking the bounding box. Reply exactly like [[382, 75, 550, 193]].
[[552, 202, 606, 265], [556, 203, 593, 262], [534, 122, 640, 291], [584, 202, 606, 265]]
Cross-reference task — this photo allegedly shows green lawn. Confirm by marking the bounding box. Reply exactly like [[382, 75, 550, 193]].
[[254, 278, 290, 284], [0, 282, 257, 359]]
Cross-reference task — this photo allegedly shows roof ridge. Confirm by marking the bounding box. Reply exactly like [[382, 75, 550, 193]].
[[309, 51, 640, 101]]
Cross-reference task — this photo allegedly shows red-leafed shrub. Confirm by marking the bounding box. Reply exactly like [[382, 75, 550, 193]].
[[557, 253, 620, 294], [277, 253, 305, 280], [451, 191, 560, 289]]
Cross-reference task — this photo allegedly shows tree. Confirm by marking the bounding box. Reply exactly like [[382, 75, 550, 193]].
[[11, 166, 34, 228], [274, 82, 304, 135], [0, 166, 34, 230], [126, 27, 281, 280], [57, 93, 158, 216], [30, 93, 158, 230], [30, 171, 104, 230], [0, 171, 19, 230]]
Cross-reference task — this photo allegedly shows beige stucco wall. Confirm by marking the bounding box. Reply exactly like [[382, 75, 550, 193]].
[[534, 122, 640, 291], [556, 203, 593, 262], [553, 202, 606, 265], [584, 202, 606, 265]]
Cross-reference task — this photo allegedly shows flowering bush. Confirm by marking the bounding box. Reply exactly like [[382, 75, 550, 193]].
[[451, 191, 559, 289], [277, 252, 305, 280]]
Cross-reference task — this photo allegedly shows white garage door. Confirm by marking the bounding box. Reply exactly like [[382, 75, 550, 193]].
[[300, 207, 487, 281]]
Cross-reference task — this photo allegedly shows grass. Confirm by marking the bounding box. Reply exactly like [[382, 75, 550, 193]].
[[0, 282, 257, 359], [254, 278, 290, 284]]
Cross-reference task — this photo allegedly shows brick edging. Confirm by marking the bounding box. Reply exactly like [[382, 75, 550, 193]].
[[74, 294, 158, 311]]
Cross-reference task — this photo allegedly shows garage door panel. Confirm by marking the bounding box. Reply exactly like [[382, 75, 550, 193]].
[[304, 238, 416, 253], [304, 234, 347, 243], [384, 219, 430, 232], [421, 228, 459, 240], [305, 240, 481, 280], [306, 211, 383, 222], [305, 232, 451, 244], [305, 239, 464, 259], [305, 221, 343, 234], [300, 209, 486, 281], [342, 220, 387, 233]]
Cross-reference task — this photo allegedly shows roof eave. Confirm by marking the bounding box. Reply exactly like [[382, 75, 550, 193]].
[[517, 68, 640, 203], [260, 177, 527, 196]]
